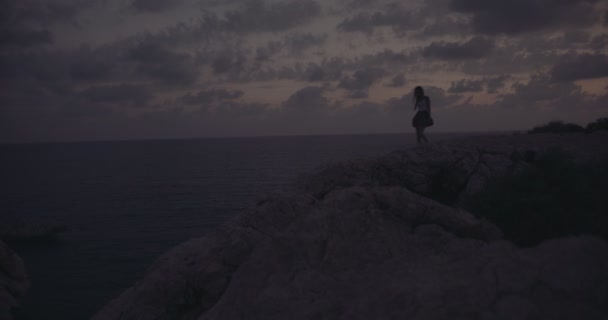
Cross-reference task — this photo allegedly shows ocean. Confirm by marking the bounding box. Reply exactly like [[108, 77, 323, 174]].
[[1, 133, 476, 319]]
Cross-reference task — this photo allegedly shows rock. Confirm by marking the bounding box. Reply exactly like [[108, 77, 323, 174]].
[[93, 133, 608, 320], [299, 132, 608, 205], [0, 241, 30, 320]]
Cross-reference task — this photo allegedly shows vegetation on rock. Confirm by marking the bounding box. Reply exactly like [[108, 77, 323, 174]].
[[528, 120, 584, 134], [464, 149, 608, 247], [529, 117, 608, 134]]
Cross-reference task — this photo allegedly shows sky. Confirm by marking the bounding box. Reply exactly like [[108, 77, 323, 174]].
[[1, 0, 608, 143]]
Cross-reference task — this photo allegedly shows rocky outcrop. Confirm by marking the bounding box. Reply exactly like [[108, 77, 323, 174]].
[[0, 241, 29, 320], [93, 133, 608, 320], [299, 132, 608, 205]]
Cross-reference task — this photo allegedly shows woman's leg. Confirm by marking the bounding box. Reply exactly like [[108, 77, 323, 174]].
[[416, 127, 423, 144], [420, 127, 428, 142]]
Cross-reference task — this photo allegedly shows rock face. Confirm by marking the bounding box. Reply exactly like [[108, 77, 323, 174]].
[[0, 241, 29, 320], [299, 132, 608, 205], [94, 133, 608, 320]]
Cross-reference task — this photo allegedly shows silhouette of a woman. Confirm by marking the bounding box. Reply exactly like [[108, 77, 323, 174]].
[[412, 86, 432, 144]]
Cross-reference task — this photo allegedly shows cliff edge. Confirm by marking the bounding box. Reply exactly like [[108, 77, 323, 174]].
[[93, 133, 608, 320]]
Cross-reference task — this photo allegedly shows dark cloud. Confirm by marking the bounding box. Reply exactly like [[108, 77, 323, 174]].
[[68, 46, 122, 82], [284, 33, 327, 56], [0, 26, 52, 48], [448, 75, 510, 94], [460, 48, 560, 75], [7, 0, 87, 26], [82, 83, 153, 105], [282, 86, 330, 112], [212, 101, 269, 117], [497, 73, 584, 108], [337, 4, 418, 34], [425, 86, 464, 108], [386, 86, 463, 112], [253, 33, 327, 62], [178, 89, 244, 106], [413, 17, 471, 38], [131, 0, 181, 13], [484, 75, 510, 94], [212, 50, 247, 75], [550, 53, 608, 82], [126, 42, 199, 85], [422, 37, 494, 60], [338, 68, 386, 91], [448, 79, 484, 93], [388, 73, 406, 87], [590, 34, 608, 50], [255, 40, 283, 62], [222, 0, 322, 32], [241, 49, 415, 84], [0, 0, 88, 48], [449, 0, 600, 35]]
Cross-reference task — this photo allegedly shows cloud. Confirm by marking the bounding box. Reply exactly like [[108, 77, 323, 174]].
[[388, 73, 406, 87], [549, 53, 608, 82], [496, 73, 585, 108], [448, 79, 484, 93], [131, 0, 182, 13], [448, 75, 510, 94], [282, 86, 330, 112], [0, 0, 90, 48], [81, 83, 153, 105], [386, 86, 463, 113], [484, 75, 510, 94], [284, 33, 327, 56], [413, 17, 471, 38], [222, 0, 322, 33], [212, 52, 246, 75], [126, 41, 199, 85], [0, 26, 52, 48], [338, 67, 386, 97], [337, 6, 417, 34], [449, 0, 600, 35], [590, 34, 608, 50], [213, 101, 269, 117], [255, 40, 283, 61], [178, 89, 244, 106], [422, 37, 494, 60], [6, 0, 87, 26], [424, 86, 464, 108]]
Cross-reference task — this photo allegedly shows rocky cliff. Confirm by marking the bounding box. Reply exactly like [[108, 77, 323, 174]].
[[93, 133, 608, 320]]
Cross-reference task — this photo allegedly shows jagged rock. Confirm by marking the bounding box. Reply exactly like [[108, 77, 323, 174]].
[[299, 132, 608, 205], [93, 133, 608, 320], [0, 241, 29, 320]]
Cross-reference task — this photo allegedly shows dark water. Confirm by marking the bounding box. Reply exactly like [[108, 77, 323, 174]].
[[0, 133, 474, 319]]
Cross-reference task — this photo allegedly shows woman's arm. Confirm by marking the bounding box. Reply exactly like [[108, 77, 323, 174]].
[[426, 96, 431, 114]]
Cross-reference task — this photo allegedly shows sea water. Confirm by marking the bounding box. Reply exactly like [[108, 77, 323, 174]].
[[0, 133, 476, 319]]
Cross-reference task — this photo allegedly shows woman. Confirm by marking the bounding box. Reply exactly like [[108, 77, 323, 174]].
[[411, 86, 433, 144]]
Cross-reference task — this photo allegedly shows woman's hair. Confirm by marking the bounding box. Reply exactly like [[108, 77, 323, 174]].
[[413, 86, 425, 104]]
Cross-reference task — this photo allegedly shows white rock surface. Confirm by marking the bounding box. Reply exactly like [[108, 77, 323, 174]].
[[93, 133, 608, 320]]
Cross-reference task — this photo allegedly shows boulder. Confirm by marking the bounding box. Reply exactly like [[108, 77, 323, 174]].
[[0, 241, 29, 320]]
